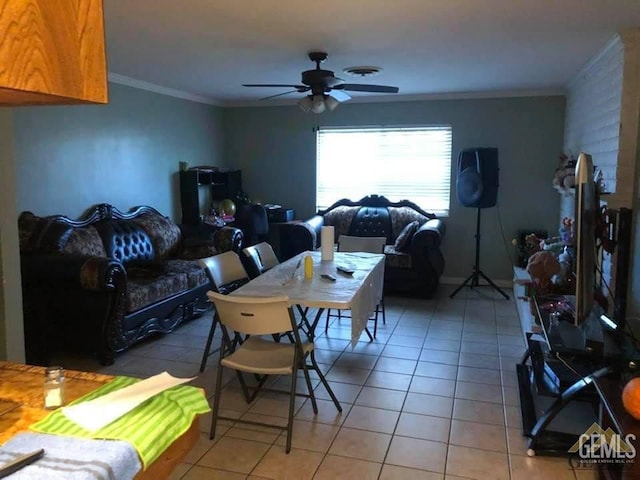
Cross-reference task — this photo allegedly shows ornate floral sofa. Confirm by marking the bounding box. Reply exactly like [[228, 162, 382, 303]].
[[19, 204, 242, 365], [279, 195, 446, 297]]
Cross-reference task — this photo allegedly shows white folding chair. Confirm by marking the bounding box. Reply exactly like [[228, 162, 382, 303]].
[[208, 292, 342, 453], [198, 251, 250, 372], [242, 241, 279, 278], [325, 235, 387, 337]]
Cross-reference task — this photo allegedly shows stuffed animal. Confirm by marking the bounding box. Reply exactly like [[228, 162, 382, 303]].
[[526, 251, 561, 294]]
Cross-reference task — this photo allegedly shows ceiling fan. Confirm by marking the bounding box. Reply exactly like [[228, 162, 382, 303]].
[[243, 52, 399, 113]]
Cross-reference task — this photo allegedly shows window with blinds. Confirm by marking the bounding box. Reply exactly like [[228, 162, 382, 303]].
[[316, 126, 453, 215]]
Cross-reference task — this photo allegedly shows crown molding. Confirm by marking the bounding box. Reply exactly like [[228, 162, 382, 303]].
[[108, 73, 221, 106], [222, 88, 566, 108]]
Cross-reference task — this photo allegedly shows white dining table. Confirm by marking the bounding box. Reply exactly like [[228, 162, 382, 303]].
[[231, 250, 385, 346]]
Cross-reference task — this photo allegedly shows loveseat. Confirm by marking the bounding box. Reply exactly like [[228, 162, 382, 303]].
[[19, 203, 243, 365], [279, 195, 446, 297]]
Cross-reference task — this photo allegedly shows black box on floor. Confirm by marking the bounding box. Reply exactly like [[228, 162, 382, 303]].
[[266, 207, 294, 223]]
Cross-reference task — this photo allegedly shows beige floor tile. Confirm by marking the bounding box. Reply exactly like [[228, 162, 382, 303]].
[[458, 352, 500, 370], [355, 386, 407, 411], [382, 344, 422, 360], [449, 419, 507, 453], [379, 464, 444, 479], [409, 376, 456, 397], [366, 370, 413, 391], [374, 356, 418, 374], [325, 365, 371, 385], [460, 333, 497, 345], [386, 435, 447, 473], [461, 341, 499, 355], [455, 381, 502, 404], [314, 455, 382, 480], [198, 437, 271, 474], [396, 412, 451, 442], [314, 381, 362, 403], [394, 326, 429, 337], [445, 445, 509, 480], [168, 462, 192, 480], [427, 330, 462, 341], [403, 392, 453, 418], [452, 398, 505, 426], [497, 334, 525, 346], [456, 366, 501, 385], [419, 349, 460, 365], [510, 454, 576, 480], [344, 405, 400, 434], [414, 361, 458, 380], [506, 426, 529, 456], [183, 431, 225, 464], [247, 393, 306, 418], [225, 425, 281, 444], [251, 445, 323, 480], [294, 398, 350, 426], [334, 352, 379, 369], [422, 338, 461, 352], [504, 404, 522, 429], [312, 348, 343, 365], [328, 427, 392, 462], [502, 385, 521, 406], [182, 465, 246, 479], [273, 419, 339, 452], [388, 334, 425, 348]]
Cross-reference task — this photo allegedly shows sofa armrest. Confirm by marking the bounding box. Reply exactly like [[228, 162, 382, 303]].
[[180, 224, 244, 258], [412, 219, 445, 250], [21, 253, 126, 292], [279, 216, 324, 260], [410, 218, 446, 278]]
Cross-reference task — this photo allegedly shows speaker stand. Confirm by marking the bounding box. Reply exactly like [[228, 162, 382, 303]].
[[450, 208, 509, 300]]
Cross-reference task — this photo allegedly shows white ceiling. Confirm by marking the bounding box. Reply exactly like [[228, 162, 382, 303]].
[[103, 0, 640, 106]]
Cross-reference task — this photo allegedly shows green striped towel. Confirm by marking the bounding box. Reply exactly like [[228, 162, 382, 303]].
[[30, 376, 210, 469]]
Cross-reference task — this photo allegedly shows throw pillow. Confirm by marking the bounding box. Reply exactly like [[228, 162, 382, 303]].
[[394, 220, 420, 252]]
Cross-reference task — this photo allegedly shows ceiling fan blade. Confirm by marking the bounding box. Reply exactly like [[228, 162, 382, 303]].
[[328, 90, 351, 102], [243, 84, 307, 89], [336, 84, 399, 93], [260, 90, 300, 101]]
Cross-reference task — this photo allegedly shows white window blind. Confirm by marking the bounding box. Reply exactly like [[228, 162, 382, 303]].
[[316, 126, 452, 215]]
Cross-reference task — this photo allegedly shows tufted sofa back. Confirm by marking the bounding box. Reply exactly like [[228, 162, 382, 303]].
[[94, 219, 155, 266], [348, 206, 393, 244]]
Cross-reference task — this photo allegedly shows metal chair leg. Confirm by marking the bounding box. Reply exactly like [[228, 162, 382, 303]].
[[300, 355, 318, 414], [310, 351, 342, 412], [199, 313, 218, 372], [286, 361, 298, 453], [209, 339, 226, 440]]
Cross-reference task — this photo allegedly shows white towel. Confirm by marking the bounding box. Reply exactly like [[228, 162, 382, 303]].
[[0, 432, 141, 480]]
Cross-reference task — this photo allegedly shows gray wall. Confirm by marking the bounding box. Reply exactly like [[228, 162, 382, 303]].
[[0, 83, 222, 361], [13, 83, 224, 220], [223, 96, 566, 283]]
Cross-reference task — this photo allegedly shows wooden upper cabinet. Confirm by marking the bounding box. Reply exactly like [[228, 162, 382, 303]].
[[0, 0, 108, 105]]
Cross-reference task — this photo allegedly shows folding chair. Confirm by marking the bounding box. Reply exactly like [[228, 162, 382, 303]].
[[198, 251, 250, 372], [325, 235, 387, 337], [242, 241, 279, 278], [208, 292, 342, 453]]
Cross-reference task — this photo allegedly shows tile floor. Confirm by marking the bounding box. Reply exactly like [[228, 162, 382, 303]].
[[55, 284, 598, 480]]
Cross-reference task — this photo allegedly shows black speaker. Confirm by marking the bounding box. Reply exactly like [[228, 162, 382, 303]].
[[456, 147, 499, 208]]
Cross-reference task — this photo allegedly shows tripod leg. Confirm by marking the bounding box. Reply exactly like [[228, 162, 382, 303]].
[[477, 270, 510, 300], [449, 271, 476, 299]]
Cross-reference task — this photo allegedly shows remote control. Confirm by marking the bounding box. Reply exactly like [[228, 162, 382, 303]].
[[336, 266, 354, 275], [321, 274, 336, 281]]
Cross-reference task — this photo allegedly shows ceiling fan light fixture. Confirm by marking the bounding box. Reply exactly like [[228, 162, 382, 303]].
[[298, 95, 313, 112], [325, 95, 340, 111], [311, 94, 326, 113]]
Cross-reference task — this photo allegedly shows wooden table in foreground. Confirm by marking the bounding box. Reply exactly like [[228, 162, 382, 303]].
[[0, 361, 199, 479]]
